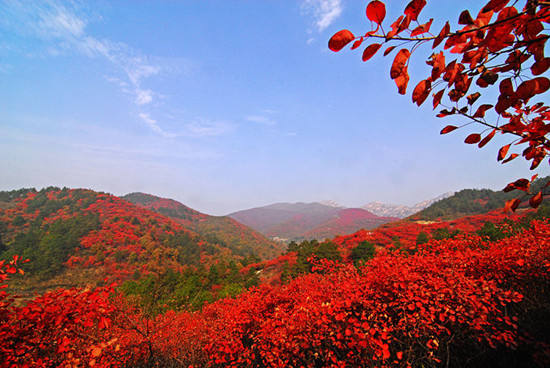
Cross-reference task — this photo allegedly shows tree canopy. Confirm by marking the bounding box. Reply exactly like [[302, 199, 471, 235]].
[[330, 0, 550, 210]]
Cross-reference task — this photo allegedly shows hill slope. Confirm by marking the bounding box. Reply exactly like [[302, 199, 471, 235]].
[[122, 192, 284, 259], [0, 188, 281, 294], [412, 176, 550, 221]]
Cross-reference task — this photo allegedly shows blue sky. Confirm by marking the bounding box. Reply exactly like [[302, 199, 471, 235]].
[[0, 0, 542, 215]]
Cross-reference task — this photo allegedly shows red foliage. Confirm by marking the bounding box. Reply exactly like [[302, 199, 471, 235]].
[[329, 0, 550, 207], [2, 221, 550, 366]]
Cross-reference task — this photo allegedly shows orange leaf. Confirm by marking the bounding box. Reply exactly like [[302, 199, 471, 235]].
[[390, 49, 410, 79], [362, 43, 382, 61], [329, 30, 355, 52], [397, 351, 403, 360], [404, 0, 427, 22], [366, 1, 386, 24], [497, 144, 511, 161], [91, 346, 102, 358], [530, 191, 543, 208], [440, 125, 458, 134], [478, 129, 496, 148], [464, 133, 481, 144]]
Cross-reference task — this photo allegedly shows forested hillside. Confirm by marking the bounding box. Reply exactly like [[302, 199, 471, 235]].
[[123, 192, 284, 259], [0, 188, 278, 302], [412, 176, 550, 221]]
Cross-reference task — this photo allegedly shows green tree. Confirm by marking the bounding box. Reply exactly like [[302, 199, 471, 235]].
[[350, 241, 376, 266]]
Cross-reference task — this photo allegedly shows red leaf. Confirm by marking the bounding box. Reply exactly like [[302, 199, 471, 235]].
[[467, 92, 481, 105], [530, 191, 543, 208], [91, 346, 102, 358], [482, 0, 510, 13], [440, 125, 458, 134], [429, 51, 445, 80], [465, 133, 481, 144], [437, 108, 456, 117], [478, 129, 496, 148], [366, 0, 386, 24], [397, 351, 403, 360], [362, 43, 382, 61], [433, 89, 445, 109], [531, 58, 550, 76], [533, 77, 550, 94], [390, 49, 410, 79], [513, 178, 530, 191], [433, 22, 450, 49], [412, 79, 431, 106], [395, 68, 410, 94], [329, 30, 355, 52], [383, 45, 396, 56], [458, 10, 474, 25], [502, 153, 518, 163], [505, 198, 521, 212], [497, 144, 511, 161], [404, 0, 427, 22], [499, 78, 514, 96], [410, 19, 433, 37], [351, 38, 364, 50]]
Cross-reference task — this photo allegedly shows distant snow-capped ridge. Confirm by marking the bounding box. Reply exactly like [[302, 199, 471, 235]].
[[361, 192, 455, 218]]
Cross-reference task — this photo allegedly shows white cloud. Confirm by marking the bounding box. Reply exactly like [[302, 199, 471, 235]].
[[246, 115, 277, 126], [139, 113, 176, 138], [37, 3, 86, 38], [135, 89, 154, 105], [302, 0, 343, 32], [186, 120, 232, 137], [2, 1, 191, 138], [139, 112, 232, 138]]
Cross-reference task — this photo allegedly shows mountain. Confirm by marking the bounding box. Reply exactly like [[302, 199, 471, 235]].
[[229, 202, 398, 241], [0, 187, 282, 295], [361, 192, 455, 218], [122, 192, 284, 260]]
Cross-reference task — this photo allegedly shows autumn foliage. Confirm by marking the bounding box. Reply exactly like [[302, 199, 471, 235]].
[[329, 0, 550, 209], [1, 217, 549, 366]]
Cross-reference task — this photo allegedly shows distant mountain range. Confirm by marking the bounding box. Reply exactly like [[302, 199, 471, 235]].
[[229, 202, 398, 242], [227, 192, 458, 241], [361, 192, 455, 218]]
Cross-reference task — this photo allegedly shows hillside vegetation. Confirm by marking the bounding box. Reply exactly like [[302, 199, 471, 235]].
[[0, 188, 279, 303]]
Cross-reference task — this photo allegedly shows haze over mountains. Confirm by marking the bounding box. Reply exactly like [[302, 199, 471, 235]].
[[228, 192, 455, 241], [228, 202, 398, 242]]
